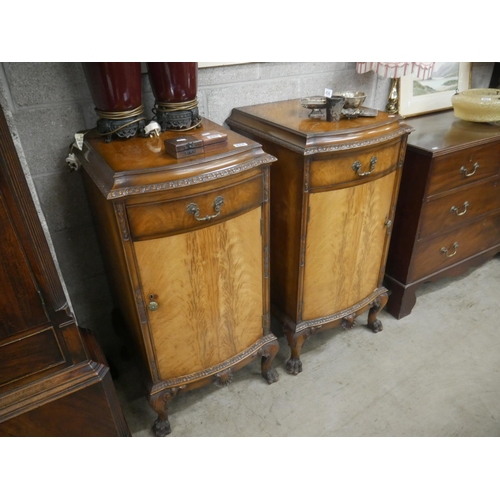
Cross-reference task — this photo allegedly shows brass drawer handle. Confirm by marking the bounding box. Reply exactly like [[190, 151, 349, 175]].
[[440, 242, 458, 258], [460, 162, 479, 178], [450, 201, 469, 216], [352, 156, 377, 177], [187, 196, 224, 221]]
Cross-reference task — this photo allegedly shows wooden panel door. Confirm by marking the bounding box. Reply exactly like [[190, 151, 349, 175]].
[[302, 171, 397, 321], [0, 192, 48, 340], [0, 104, 130, 436], [134, 208, 264, 380]]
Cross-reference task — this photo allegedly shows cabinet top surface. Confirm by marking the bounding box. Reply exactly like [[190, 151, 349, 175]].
[[227, 99, 412, 154], [406, 110, 500, 154], [85, 118, 266, 172], [78, 118, 275, 200]]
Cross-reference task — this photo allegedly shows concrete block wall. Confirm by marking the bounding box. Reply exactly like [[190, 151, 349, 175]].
[[0, 62, 494, 354]]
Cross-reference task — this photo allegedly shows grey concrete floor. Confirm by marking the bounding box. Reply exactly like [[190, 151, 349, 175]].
[[110, 257, 500, 437]]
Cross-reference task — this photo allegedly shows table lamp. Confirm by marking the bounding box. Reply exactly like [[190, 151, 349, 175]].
[[356, 62, 435, 113]]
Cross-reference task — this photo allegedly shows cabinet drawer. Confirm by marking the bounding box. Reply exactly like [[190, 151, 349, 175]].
[[427, 142, 500, 196], [410, 212, 500, 281], [310, 140, 400, 189], [419, 177, 500, 239], [126, 174, 264, 240]]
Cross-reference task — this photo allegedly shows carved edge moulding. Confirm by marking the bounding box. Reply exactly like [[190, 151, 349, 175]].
[[227, 100, 412, 377], [75, 120, 280, 436]]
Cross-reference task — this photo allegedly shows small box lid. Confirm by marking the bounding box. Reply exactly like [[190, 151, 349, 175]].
[[164, 135, 203, 153], [195, 130, 228, 146]]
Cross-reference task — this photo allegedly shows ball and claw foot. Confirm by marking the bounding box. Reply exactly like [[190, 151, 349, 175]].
[[368, 319, 383, 333], [263, 367, 279, 384], [341, 315, 356, 330], [367, 292, 388, 333], [286, 357, 303, 375], [153, 418, 171, 437]]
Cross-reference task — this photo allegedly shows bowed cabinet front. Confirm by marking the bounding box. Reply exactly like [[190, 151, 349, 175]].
[[227, 100, 412, 374], [77, 120, 279, 436]]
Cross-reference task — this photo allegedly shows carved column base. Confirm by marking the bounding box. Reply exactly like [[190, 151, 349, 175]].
[[97, 116, 147, 143], [154, 106, 201, 132]]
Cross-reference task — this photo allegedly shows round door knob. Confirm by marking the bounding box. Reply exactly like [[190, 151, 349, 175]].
[[148, 301, 159, 311]]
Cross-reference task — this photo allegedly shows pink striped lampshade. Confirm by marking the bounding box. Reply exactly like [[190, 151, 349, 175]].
[[356, 62, 435, 80]]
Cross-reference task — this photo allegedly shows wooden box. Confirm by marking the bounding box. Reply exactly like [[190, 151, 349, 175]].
[[164, 130, 228, 159]]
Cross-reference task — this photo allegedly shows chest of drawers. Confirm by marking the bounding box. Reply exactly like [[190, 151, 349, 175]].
[[75, 119, 279, 436], [385, 111, 500, 319], [227, 100, 412, 374]]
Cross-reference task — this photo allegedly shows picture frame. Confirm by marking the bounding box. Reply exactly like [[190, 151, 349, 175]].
[[398, 62, 472, 117]]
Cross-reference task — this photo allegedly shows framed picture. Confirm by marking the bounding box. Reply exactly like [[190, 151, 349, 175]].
[[398, 62, 472, 117]]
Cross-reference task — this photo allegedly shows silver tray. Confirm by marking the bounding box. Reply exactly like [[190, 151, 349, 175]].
[[301, 96, 327, 109]]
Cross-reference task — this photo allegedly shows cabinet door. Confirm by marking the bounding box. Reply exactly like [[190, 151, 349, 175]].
[[0, 192, 48, 340], [133, 207, 264, 380], [302, 171, 397, 321]]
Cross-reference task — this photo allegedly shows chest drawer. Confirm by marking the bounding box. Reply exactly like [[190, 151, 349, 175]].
[[426, 142, 500, 196], [419, 177, 500, 239], [126, 174, 264, 241], [310, 139, 401, 189], [410, 212, 500, 281]]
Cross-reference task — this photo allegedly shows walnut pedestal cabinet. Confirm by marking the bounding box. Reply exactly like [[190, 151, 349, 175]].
[[0, 105, 129, 437], [227, 100, 412, 375], [75, 119, 279, 436], [384, 110, 500, 319]]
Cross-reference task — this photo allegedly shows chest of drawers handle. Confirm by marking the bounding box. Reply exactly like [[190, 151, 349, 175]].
[[352, 156, 377, 177], [450, 201, 469, 216], [186, 196, 225, 222], [440, 242, 458, 258], [460, 162, 479, 178]]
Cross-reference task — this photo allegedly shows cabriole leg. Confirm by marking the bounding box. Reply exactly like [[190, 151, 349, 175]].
[[284, 326, 307, 375], [260, 339, 280, 384], [367, 292, 389, 333], [148, 387, 182, 437]]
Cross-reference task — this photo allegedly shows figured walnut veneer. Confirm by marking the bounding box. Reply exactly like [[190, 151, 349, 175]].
[[227, 99, 412, 374], [134, 208, 264, 380], [303, 171, 397, 320], [76, 118, 279, 436]]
